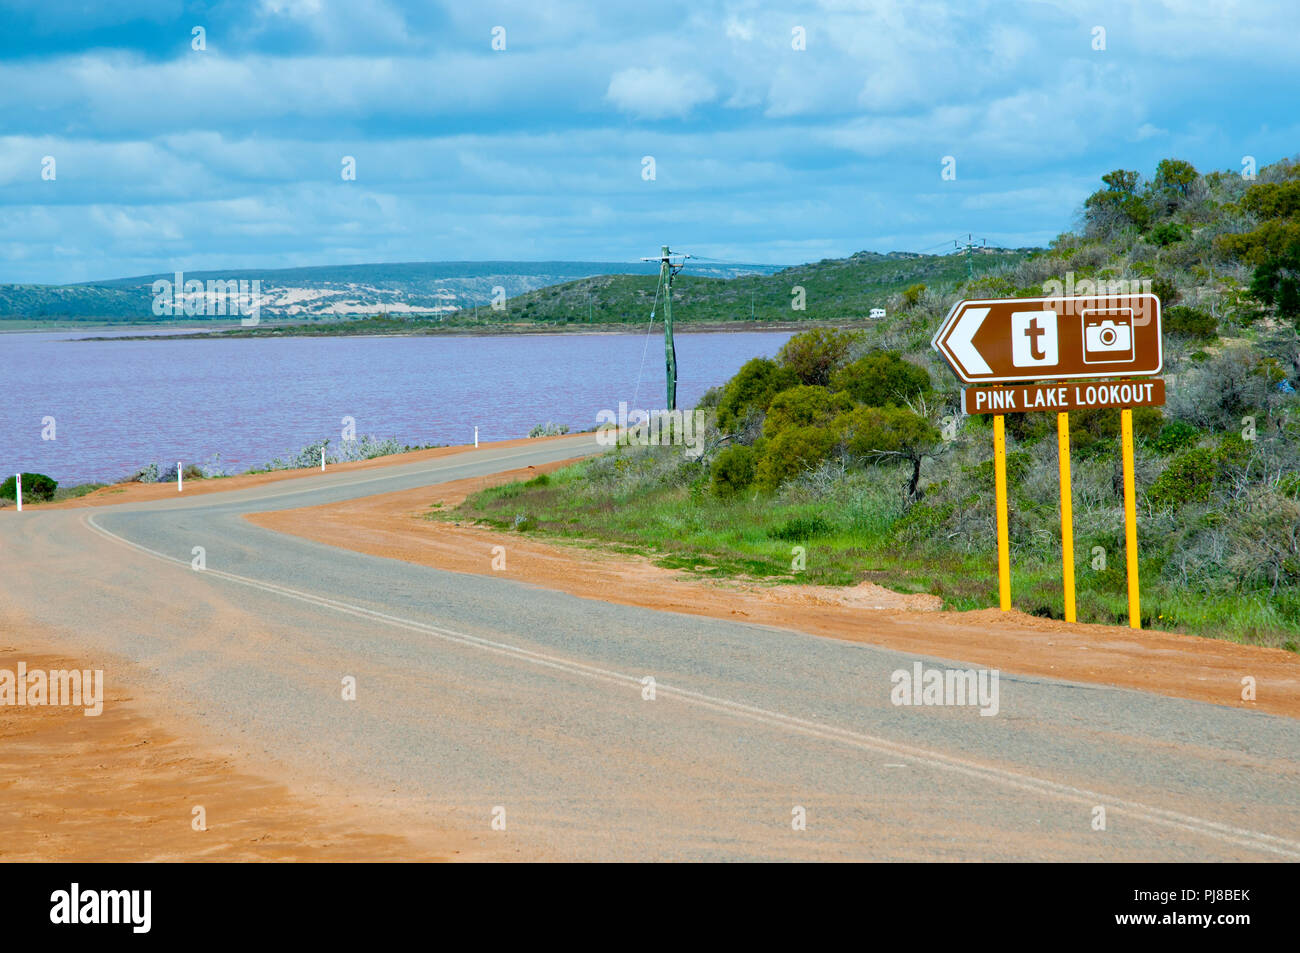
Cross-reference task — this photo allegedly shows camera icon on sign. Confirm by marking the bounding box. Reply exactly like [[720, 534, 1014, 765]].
[[1081, 308, 1135, 363]]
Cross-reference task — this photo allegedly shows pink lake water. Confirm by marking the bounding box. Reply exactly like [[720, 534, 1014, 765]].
[[0, 329, 793, 484]]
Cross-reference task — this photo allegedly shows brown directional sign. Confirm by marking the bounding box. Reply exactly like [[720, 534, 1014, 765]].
[[932, 294, 1162, 384], [963, 378, 1166, 415]]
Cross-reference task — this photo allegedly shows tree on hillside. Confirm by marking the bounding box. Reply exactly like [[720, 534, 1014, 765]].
[[1217, 170, 1300, 327], [1084, 168, 1152, 235], [835, 406, 941, 502], [1248, 240, 1300, 325], [1243, 180, 1300, 220], [1101, 169, 1140, 194], [1152, 159, 1199, 201]]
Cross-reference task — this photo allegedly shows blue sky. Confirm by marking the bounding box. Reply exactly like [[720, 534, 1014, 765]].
[[1, 0, 1296, 284]]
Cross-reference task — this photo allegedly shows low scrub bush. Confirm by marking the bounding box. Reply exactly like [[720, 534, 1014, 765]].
[[529, 422, 571, 437], [755, 426, 837, 491], [764, 385, 853, 437], [710, 443, 757, 497], [0, 472, 57, 501], [1165, 304, 1218, 339], [831, 351, 931, 408], [1148, 447, 1219, 509]]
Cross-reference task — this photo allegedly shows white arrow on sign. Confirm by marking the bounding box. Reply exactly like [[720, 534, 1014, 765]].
[[949, 306, 990, 376]]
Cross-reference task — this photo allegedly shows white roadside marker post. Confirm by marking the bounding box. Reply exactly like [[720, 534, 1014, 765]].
[[321, 447, 326, 471], [178, 462, 183, 492], [474, 426, 479, 448], [15, 473, 21, 511]]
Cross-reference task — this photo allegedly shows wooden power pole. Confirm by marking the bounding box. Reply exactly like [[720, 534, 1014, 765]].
[[642, 245, 690, 411], [955, 233, 986, 280]]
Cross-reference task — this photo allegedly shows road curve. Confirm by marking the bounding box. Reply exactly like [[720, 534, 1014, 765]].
[[2, 433, 1297, 861]]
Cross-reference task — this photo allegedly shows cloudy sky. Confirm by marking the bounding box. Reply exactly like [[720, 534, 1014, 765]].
[[1, 0, 1296, 284]]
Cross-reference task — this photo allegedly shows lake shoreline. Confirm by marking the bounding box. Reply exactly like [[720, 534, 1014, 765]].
[[67, 317, 866, 342]]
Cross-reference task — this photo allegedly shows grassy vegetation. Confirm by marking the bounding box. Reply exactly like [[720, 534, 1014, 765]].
[[448, 454, 951, 589], [440, 155, 1300, 652], [49, 482, 108, 501], [444, 444, 1299, 649]]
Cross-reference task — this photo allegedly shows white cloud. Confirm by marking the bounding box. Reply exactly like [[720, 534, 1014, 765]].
[[724, 16, 755, 42], [3, 0, 1300, 282], [605, 66, 716, 119]]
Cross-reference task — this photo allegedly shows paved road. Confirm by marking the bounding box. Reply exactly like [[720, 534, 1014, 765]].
[[2, 433, 1298, 860]]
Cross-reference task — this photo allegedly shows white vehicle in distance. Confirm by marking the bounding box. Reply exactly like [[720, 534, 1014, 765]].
[[870, 307, 886, 319]]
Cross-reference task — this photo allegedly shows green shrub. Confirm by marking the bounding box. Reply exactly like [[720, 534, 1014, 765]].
[[1215, 432, 1254, 468], [1153, 420, 1200, 454], [0, 472, 57, 502], [895, 500, 954, 543], [695, 386, 722, 410], [755, 426, 837, 491], [1083, 171, 1153, 235], [710, 444, 757, 497], [831, 351, 931, 408], [1148, 222, 1186, 246], [763, 385, 852, 437], [1148, 447, 1218, 509], [158, 462, 207, 482], [1242, 179, 1300, 220], [777, 328, 857, 385], [715, 357, 799, 430], [1006, 406, 1164, 458], [1151, 275, 1180, 306], [1152, 158, 1198, 203], [1165, 304, 1217, 339], [528, 421, 570, 437], [1225, 490, 1300, 594], [901, 283, 926, 309]]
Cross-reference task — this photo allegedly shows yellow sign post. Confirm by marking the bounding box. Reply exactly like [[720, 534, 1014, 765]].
[[992, 414, 1011, 611], [1056, 412, 1076, 622], [1120, 408, 1141, 629]]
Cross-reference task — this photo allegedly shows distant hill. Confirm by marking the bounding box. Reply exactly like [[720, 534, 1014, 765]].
[[497, 248, 1035, 326], [10, 248, 1040, 335], [0, 259, 779, 323]]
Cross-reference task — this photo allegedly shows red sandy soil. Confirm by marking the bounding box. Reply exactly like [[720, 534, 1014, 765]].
[[248, 459, 1300, 720], [0, 436, 571, 861], [0, 621, 497, 862]]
